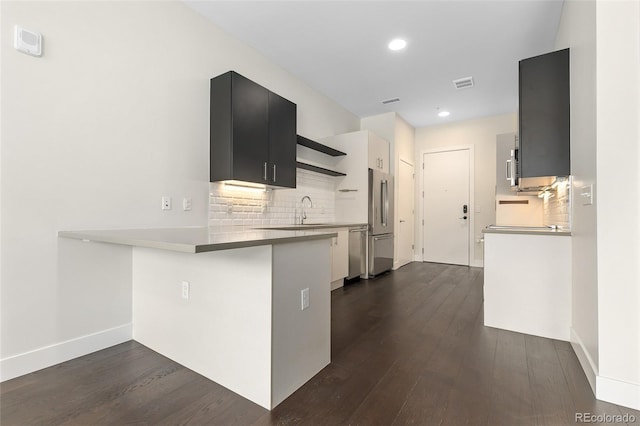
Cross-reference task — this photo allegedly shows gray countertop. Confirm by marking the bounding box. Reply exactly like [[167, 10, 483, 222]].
[[482, 225, 571, 236], [58, 226, 338, 253], [258, 222, 367, 231]]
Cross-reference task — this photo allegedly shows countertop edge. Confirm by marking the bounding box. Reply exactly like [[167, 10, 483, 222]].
[[257, 223, 367, 230], [58, 229, 338, 253], [58, 231, 197, 252], [482, 229, 572, 236], [193, 232, 338, 253]]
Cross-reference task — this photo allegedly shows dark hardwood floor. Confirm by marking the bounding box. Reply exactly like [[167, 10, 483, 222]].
[[2, 262, 638, 425]]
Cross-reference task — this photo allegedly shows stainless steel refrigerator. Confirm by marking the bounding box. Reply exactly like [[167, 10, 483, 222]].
[[368, 168, 394, 276]]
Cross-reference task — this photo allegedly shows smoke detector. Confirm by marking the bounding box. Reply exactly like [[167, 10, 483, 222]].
[[453, 76, 474, 90]]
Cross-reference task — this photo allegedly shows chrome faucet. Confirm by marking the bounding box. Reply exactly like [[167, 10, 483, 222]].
[[300, 196, 313, 224]]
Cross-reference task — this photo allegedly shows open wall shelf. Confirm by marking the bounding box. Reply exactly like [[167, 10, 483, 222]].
[[296, 162, 346, 177], [297, 135, 346, 157]]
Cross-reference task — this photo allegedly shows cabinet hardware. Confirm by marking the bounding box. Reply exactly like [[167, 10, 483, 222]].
[[338, 189, 358, 192], [272, 164, 277, 182], [263, 162, 268, 181]]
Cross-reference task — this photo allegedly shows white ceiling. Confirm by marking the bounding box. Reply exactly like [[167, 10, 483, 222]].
[[184, 1, 565, 128]]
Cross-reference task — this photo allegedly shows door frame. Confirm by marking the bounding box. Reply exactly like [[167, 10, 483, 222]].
[[418, 145, 477, 267]]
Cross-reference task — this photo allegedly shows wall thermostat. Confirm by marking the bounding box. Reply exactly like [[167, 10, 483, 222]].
[[14, 25, 42, 57]]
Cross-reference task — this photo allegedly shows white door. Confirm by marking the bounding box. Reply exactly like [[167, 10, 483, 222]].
[[397, 160, 415, 267], [422, 149, 470, 265]]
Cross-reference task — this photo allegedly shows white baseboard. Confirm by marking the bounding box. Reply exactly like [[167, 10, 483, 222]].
[[596, 375, 640, 411], [1, 323, 132, 382], [570, 327, 598, 394], [410, 255, 483, 268], [569, 328, 639, 410]]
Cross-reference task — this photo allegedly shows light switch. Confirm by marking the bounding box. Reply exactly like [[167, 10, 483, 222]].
[[301, 288, 309, 310], [183, 197, 192, 211], [580, 185, 593, 206]]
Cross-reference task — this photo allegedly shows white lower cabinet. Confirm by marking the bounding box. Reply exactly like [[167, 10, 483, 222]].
[[483, 232, 571, 341], [330, 229, 349, 290]]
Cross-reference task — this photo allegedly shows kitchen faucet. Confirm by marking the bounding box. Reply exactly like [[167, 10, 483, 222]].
[[300, 196, 313, 224]]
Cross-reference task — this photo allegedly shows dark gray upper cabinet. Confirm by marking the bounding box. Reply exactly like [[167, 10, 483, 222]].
[[519, 48, 570, 178], [210, 71, 296, 188]]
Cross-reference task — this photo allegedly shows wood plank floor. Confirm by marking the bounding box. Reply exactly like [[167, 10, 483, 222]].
[[2, 262, 638, 425]]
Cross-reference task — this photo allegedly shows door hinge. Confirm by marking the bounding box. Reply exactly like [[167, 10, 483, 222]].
[[422, 219, 424, 225], [412, 244, 414, 250], [422, 191, 424, 198], [422, 248, 424, 254]]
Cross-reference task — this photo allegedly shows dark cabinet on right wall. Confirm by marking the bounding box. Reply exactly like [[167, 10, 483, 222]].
[[519, 48, 570, 178]]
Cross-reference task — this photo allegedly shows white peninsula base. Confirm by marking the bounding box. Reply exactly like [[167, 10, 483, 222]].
[[133, 240, 330, 410]]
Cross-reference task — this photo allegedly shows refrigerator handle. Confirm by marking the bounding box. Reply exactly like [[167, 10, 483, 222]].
[[381, 179, 388, 227]]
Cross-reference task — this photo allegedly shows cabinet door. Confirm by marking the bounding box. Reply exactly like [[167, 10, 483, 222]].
[[378, 136, 390, 174], [368, 140, 380, 170], [231, 73, 269, 184], [331, 229, 349, 283], [519, 49, 570, 177], [368, 133, 390, 173], [496, 133, 517, 195], [268, 92, 296, 188]]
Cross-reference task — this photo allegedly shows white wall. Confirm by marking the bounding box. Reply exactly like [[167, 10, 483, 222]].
[[414, 113, 517, 267], [556, 0, 640, 409], [0, 0, 358, 376], [594, 0, 639, 408], [554, 0, 600, 384]]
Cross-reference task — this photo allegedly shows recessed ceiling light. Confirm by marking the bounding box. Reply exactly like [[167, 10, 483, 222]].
[[438, 111, 450, 117], [388, 38, 407, 51]]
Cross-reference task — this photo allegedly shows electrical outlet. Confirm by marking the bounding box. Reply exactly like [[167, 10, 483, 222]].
[[162, 196, 172, 210], [181, 281, 190, 299], [301, 288, 309, 310], [183, 197, 192, 211]]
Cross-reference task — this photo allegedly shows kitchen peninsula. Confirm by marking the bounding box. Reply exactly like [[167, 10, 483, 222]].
[[483, 226, 571, 341], [58, 226, 337, 410]]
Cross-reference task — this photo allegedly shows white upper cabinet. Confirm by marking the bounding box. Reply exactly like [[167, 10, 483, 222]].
[[367, 133, 390, 173]]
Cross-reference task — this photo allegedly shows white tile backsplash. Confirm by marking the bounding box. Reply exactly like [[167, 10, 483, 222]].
[[542, 176, 571, 230], [209, 169, 336, 226]]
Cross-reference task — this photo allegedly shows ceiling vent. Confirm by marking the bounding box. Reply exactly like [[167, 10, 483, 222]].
[[381, 97, 400, 105], [453, 77, 474, 90]]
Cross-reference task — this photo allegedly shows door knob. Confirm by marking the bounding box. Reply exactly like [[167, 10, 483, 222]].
[[459, 216, 468, 220]]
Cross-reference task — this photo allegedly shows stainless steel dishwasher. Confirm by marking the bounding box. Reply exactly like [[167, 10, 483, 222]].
[[348, 226, 367, 280]]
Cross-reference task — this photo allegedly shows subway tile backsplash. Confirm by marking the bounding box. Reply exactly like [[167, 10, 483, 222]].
[[209, 169, 336, 227], [542, 176, 571, 230]]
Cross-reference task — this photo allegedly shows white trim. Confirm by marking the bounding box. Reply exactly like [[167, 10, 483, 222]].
[[570, 327, 598, 394], [419, 145, 475, 266], [596, 375, 640, 411], [0, 323, 132, 382], [399, 158, 414, 167]]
